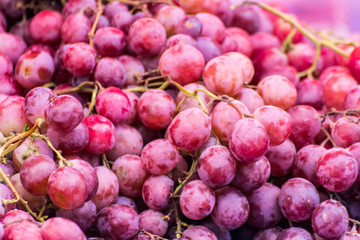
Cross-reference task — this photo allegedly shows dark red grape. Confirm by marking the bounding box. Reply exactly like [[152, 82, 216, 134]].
[[40, 217, 85, 240], [142, 175, 173, 211]]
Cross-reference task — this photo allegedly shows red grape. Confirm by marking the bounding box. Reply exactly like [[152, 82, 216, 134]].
[[139, 209, 168, 236], [61, 13, 90, 43], [40, 217, 85, 240], [344, 86, 360, 110], [175, 82, 213, 113], [331, 116, 360, 148], [266, 138, 296, 177], [154, 5, 186, 36], [4, 220, 42, 240], [196, 12, 226, 44], [296, 78, 323, 110], [93, 27, 127, 57], [235, 87, 264, 113], [223, 52, 254, 84], [0, 33, 27, 63], [287, 43, 323, 72], [276, 227, 313, 240], [94, 57, 126, 88], [273, 16, 303, 43], [64, 42, 97, 76], [0, 53, 12, 76], [175, 15, 202, 38], [0, 76, 23, 96], [1, 209, 33, 225], [118, 55, 145, 87], [142, 175, 174, 211], [29, 10, 62, 44], [182, 226, 217, 240]]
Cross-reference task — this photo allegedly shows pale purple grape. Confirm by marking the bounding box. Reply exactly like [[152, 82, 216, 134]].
[[312, 200, 349, 240], [182, 226, 217, 240], [154, 5, 186, 36], [278, 178, 320, 222], [180, 180, 215, 220], [115, 196, 137, 211], [112, 154, 149, 198], [139, 209, 168, 236], [266, 138, 296, 177], [202, 221, 231, 240], [104, 1, 128, 20], [94, 57, 126, 88], [0, 183, 15, 218], [197, 145, 236, 188], [40, 217, 85, 240], [92, 166, 119, 211], [61, 13, 90, 43], [235, 87, 264, 113], [229, 118, 269, 163], [118, 55, 145, 87], [165, 33, 196, 49], [276, 227, 313, 240], [0, 160, 16, 182], [142, 175, 174, 211], [246, 183, 282, 229], [196, 37, 221, 63], [253, 227, 283, 240], [231, 156, 270, 193], [1, 209, 33, 225], [106, 124, 143, 161], [111, 10, 134, 34], [56, 200, 97, 232], [211, 186, 249, 230]]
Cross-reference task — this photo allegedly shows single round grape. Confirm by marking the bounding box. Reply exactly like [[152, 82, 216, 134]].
[[104, 1, 128, 20], [94, 57, 126, 88], [319, 65, 351, 85], [24, 87, 57, 125], [317, 148, 358, 192], [0, 76, 23, 96], [56, 200, 97, 232], [167, 107, 211, 151], [0, 33, 27, 63], [344, 86, 360, 110], [175, 15, 202, 38], [229, 118, 269, 164], [253, 105, 293, 146], [159, 44, 205, 86], [93, 27, 127, 57], [246, 183, 282, 229], [118, 55, 145, 87], [20, 154, 56, 195], [296, 78, 323, 110], [0, 96, 31, 136], [196, 37, 221, 63], [196, 12, 225, 43], [128, 18, 166, 57], [62, 0, 96, 19], [112, 154, 149, 198], [4, 220, 42, 240], [261, 65, 300, 87], [182, 226, 217, 240], [45, 94, 83, 132], [175, 82, 213, 113], [276, 227, 313, 240], [139, 209, 168, 237], [48, 167, 88, 209], [165, 33, 196, 49], [83, 115, 116, 155], [211, 100, 250, 144], [40, 217, 85, 240], [223, 27, 253, 57], [155, 5, 186, 36], [142, 175, 174, 211], [235, 88, 264, 113], [29, 10, 62, 44], [203, 55, 244, 97], [95, 87, 131, 125], [348, 142, 360, 182], [110, 10, 134, 34], [293, 145, 326, 187], [0, 183, 15, 218], [180, 180, 215, 220], [223, 52, 254, 84], [115, 196, 137, 211], [266, 138, 296, 177], [137, 89, 176, 130], [64, 42, 96, 76], [1, 209, 33, 225], [122, 91, 139, 125], [253, 227, 283, 240], [96, 204, 139, 240], [61, 13, 90, 43], [331, 116, 360, 148], [211, 186, 249, 230], [231, 5, 262, 34], [106, 124, 143, 161], [231, 156, 270, 193], [312, 200, 349, 240], [287, 43, 323, 72], [92, 166, 119, 211]]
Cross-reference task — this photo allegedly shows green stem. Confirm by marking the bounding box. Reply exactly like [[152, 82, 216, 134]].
[[54, 81, 95, 95]]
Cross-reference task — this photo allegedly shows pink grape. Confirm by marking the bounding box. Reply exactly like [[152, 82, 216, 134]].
[[273, 16, 303, 43], [331, 116, 360, 148], [0, 76, 23, 96], [93, 27, 127, 57], [118, 55, 145, 87], [223, 52, 255, 84], [154, 5, 186, 36], [253, 227, 283, 240], [344, 86, 360, 110], [0, 53, 12, 76], [142, 175, 174, 211], [0, 33, 27, 63], [139, 209, 168, 236], [61, 13, 90, 43], [196, 12, 225, 43], [235, 88, 264, 113], [182, 226, 217, 240], [175, 82, 213, 113], [94, 57, 126, 88], [64, 42, 97, 76], [165, 33, 196, 49], [29, 10, 62, 44], [276, 227, 313, 240], [223, 27, 253, 57], [261, 65, 299, 87], [4, 220, 42, 240], [175, 15, 202, 38], [40, 217, 85, 240], [296, 78, 323, 110], [1, 209, 33, 225], [250, 32, 281, 56], [266, 138, 296, 177], [287, 43, 323, 72]]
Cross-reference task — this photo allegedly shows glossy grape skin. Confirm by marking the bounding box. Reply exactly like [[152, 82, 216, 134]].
[[175, 15, 202, 38], [95, 87, 131, 125], [29, 10, 62, 44], [93, 27, 127, 57], [203, 55, 244, 97], [4, 220, 42, 240], [1, 209, 33, 225], [180, 180, 215, 220], [112, 154, 149, 198], [64, 43, 97, 76], [19, 154, 56, 195], [195, 12, 225, 44], [92, 166, 119, 211], [296, 78, 323, 110], [250, 32, 281, 57], [83, 115, 116, 155], [137, 89, 176, 130], [155, 5, 186, 36], [106, 124, 143, 161], [40, 217, 85, 240], [348, 142, 360, 182], [276, 227, 313, 240], [253, 227, 283, 240], [223, 52, 254, 84], [235, 88, 264, 113], [118, 55, 145, 87], [253, 106, 293, 146], [223, 27, 253, 57], [344, 86, 360, 110], [0, 76, 23, 96], [182, 226, 217, 240], [246, 183, 282, 229], [94, 57, 126, 88], [115, 196, 137, 211], [261, 65, 300, 87], [197, 145, 236, 188], [211, 100, 250, 144], [0, 33, 27, 64], [0, 183, 15, 218], [273, 16, 303, 43], [293, 145, 326, 187], [45, 94, 83, 132], [317, 148, 358, 192], [287, 43, 323, 72], [61, 13, 90, 43], [0, 96, 31, 136], [139, 210, 168, 237], [331, 116, 360, 148], [159, 44, 205, 86], [348, 46, 360, 82], [128, 18, 166, 57], [56, 200, 97, 232], [176, 83, 213, 113], [24, 87, 57, 125], [231, 156, 270, 193], [142, 175, 174, 211], [312, 200, 349, 240], [168, 107, 211, 151], [229, 118, 269, 164], [69, 159, 99, 201], [257, 75, 297, 110], [12, 138, 54, 172], [111, 10, 134, 34], [211, 186, 249, 230], [266, 138, 296, 177], [48, 167, 87, 210], [0, 53, 12, 76]]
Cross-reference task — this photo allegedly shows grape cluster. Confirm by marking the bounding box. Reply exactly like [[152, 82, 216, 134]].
[[1, 0, 360, 240]]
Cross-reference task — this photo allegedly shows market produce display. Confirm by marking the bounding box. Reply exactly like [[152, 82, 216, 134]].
[[1, 0, 360, 239]]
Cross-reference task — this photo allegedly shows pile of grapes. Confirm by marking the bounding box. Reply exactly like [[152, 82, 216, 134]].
[[3, 0, 360, 239]]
